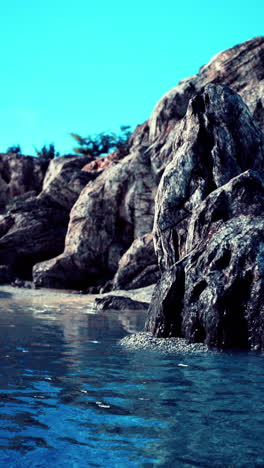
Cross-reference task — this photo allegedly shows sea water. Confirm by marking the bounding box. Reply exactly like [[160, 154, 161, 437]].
[[0, 290, 264, 468]]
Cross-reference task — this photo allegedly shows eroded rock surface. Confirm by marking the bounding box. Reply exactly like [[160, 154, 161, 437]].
[[34, 37, 264, 290], [0, 155, 97, 280], [112, 233, 160, 290], [0, 153, 47, 212], [146, 85, 264, 350], [153, 84, 264, 271]]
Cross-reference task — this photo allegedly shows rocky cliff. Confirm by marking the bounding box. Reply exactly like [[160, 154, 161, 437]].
[[0, 37, 264, 350]]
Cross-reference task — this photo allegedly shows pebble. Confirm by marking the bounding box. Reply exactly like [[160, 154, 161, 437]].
[[119, 332, 209, 354]]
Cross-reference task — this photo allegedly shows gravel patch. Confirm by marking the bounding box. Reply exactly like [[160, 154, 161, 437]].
[[119, 332, 209, 354]]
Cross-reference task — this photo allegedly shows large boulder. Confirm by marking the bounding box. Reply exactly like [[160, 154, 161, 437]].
[[33, 37, 264, 290], [153, 84, 264, 271], [145, 86, 264, 349], [41, 155, 96, 209], [146, 215, 264, 350], [33, 149, 157, 288]]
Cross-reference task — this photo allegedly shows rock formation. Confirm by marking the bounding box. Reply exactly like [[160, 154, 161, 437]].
[[33, 37, 264, 290], [0, 34, 264, 334], [145, 85, 264, 350], [0, 153, 47, 212], [0, 155, 95, 280]]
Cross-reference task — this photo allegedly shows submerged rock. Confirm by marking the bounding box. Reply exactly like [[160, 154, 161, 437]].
[[93, 295, 149, 311]]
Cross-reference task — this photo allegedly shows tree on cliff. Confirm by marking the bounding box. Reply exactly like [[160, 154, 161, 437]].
[[70, 125, 132, 158], [6, 144, 22, 155], [34, 143, 60, 160]]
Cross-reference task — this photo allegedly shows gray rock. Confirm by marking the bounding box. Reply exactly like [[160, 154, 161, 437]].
[[146, 216, 264, 350], [153, 84, 264, 271], [33, 37, 264, 289], [112, 233, 160, 290], [0, 155, 96, 280], [93, 295, 149, 311], [0, 153, 46, 212], [119, 332, 209, 353]]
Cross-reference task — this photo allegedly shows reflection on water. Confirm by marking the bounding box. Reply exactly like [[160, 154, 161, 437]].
[[0, 293, 264, 467]]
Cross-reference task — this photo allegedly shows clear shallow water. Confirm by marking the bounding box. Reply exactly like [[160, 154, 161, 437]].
[[0, 291, 264, 467]]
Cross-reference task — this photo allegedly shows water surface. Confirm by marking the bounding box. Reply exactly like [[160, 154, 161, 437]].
[[0, 289, 263, 467]]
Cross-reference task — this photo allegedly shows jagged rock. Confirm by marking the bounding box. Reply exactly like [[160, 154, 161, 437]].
[[145, 86, 264, 349], [0, 155, 97, 280], [33, 37, 264, 289], [146, 215, 264, 350], [0, 197, 68, 279], [41, 155, 95, 209], [154, 84, 264, 271], [149, 36, 264, 140], [0, 153, 47, 212], [33, 149, 157, 288], [112, 233, 160, 290], [93, 295, 149, 311]]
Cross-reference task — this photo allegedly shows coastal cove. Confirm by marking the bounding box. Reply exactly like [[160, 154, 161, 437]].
[[0, 286, 264, 467]]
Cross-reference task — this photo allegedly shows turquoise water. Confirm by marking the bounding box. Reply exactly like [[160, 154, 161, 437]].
[[0, 291, 264, 467]]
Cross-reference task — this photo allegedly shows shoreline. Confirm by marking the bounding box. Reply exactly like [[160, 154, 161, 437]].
[[0, 284, 155, 306]]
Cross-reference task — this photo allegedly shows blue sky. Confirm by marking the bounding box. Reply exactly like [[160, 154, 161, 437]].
[[0, 1, 263, 156]]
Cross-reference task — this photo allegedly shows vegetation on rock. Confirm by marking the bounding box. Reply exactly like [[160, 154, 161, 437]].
[[70, 125, 132, 158]]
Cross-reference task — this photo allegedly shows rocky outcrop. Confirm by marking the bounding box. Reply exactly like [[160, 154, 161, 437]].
[[153, 84, 264, 271], [0, 155, 95, 280], [33, 37, 264, 290], [41, 155, 96, 209], [33, 149, 157, 288], [0, 153, 47, 212], [145, 84, 264, 350]]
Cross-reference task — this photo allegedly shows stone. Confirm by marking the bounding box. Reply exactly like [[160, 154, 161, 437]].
[[93, 295, 149, 311], [145, 93, 264, 349], [153, 84, 264, 271], [0, 153, 47, 212], [146, 216, 264, 350], [0, 197, 68, 279], [33, 149, 157, 288], [0, 155, 96, 280], [112, 233, 160, 290], [41, 155, 95, 209]]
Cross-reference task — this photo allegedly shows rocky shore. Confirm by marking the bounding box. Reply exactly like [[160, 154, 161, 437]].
[[1, 36, 264, 350]]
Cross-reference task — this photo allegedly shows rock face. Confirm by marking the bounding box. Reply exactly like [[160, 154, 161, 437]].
[[145, 85, 264, 350], [33, 36, 264, 290], [153, 84, 264, 271], [112, 233, 160, 290], [0, 153, 47, 212], [0, 155, 95, 279]]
